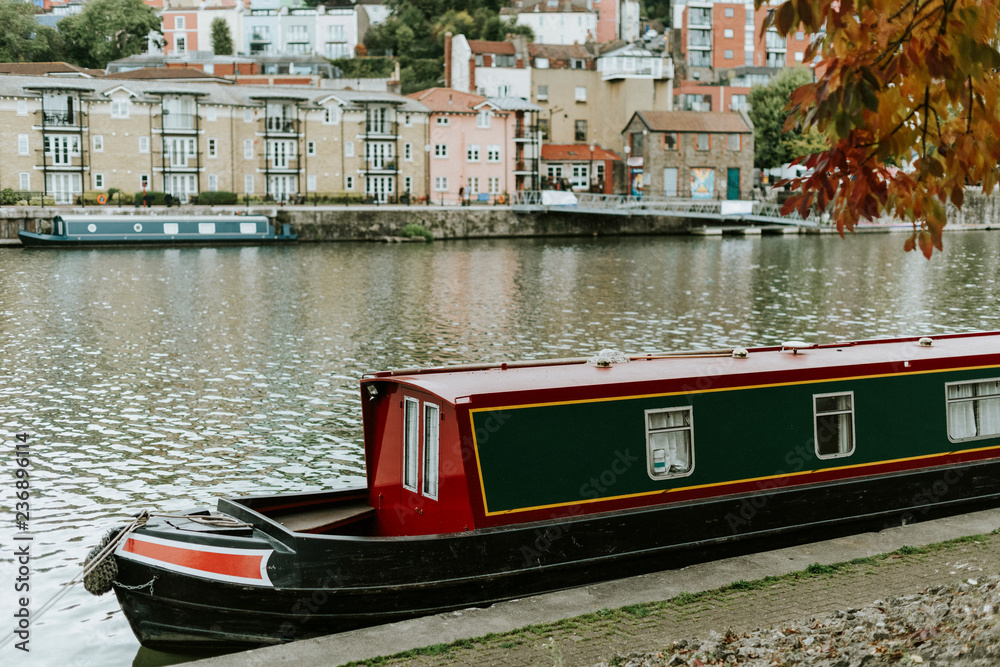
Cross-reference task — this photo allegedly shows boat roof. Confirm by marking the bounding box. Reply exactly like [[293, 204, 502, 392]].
[[55, 214, 270, 223], [365, 332, 1000, 405]]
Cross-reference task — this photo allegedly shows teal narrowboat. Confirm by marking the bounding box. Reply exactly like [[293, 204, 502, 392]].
[[19, 214, 296, 247]]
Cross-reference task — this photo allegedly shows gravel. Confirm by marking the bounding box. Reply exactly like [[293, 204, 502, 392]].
[[597, 576, 1000, 666]]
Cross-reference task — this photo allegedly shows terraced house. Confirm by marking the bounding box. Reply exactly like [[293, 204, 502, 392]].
[[0, 76, 430, 204]]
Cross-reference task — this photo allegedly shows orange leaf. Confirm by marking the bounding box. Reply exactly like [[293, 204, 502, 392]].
[[903, 233, 916, 253], [917, 231, 933, 259]]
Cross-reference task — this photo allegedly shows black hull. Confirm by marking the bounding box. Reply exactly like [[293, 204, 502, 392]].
[[18, 231, 296, 248], [112, 458, 1000, 652]]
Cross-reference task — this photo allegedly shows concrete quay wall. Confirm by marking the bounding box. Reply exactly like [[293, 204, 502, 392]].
[[280, 206, 689, 241]]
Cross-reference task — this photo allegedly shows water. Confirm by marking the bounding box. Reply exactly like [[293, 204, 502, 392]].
[[1, 231, 999, 665]]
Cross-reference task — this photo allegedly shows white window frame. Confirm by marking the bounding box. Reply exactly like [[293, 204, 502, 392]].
[[324, 107, 339, 124], [244, 174, 254, 194], [466, 144, 480, 162], [345, 141, 354, 157], [111, 98, 130, 119], [404, 114, 413, 127], [206, 106, 217, 122], [139, 136, 149, 153], [307, 140, 316, 156], [434, 144, 448, 158], [403, 397, 420, 492], [404, 142, 413, 161], [477, 109, 491, 128], [94, 173, 105, 189], [575, 86, 587, 102], [435, 117, 450, 126], [93, 135, 104, 152], [208, 174, 218, 191], [488, 176, 500, 194], [19, 173, 30, 190], [175, 16, 186, 30], [345, 175, 354, 190], [645, 407, 695, 480], [404, 175, 412, 194], [307, 174, 317, 191], [18, 134, 29, 156], [487, 145, 501, 163], [140, 174, 150, 190], [422, 403, 440, 499], [813, 392, 856, 459], [537, 85, 548, 101], [244, 108, 254, 123], [208, 138, 218, 158], [244, 139, 254, 159], [434, 176, 449, 191], [946, 378, 1000, 442]]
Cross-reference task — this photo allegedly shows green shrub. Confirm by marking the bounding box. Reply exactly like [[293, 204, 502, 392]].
[[133, 191, 170, 206], [401, 223, 434, 241], [0, 188, 19, 205], [194, 191, 238, 205], [79, 190, 133, 206]]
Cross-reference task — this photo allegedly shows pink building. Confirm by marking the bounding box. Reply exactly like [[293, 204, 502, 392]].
[[407, 88, 520, 204], [163, 10, 200, 56]]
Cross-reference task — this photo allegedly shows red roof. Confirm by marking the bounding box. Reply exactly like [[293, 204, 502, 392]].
[[542, 144, 621, 161], [468, 40, 516, 55], [0, 62, 104, 78], [406, 87, 488, 112], [105, 67, 224, 81]]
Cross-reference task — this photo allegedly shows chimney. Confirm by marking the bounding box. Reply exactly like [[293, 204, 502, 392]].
[[444, 32, 453, 89]]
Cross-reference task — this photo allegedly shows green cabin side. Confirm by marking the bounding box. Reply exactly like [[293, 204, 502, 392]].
[[467, 364, 1000, 526]]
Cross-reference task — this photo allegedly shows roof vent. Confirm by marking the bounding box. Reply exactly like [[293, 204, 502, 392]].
[[589, 349, 629, 367], [918, 337, 933, 347], [732, 347, 749, 359]]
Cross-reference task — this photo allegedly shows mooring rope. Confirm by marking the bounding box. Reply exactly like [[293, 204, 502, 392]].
[[0, 509, 251, 650]]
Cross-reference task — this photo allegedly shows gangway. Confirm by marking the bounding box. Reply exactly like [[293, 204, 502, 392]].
[[509, 191, 823, 228]]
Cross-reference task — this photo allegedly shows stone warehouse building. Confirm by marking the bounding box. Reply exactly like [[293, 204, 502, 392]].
[[0, 76, 431, 204], [621, 110, 754, 199]]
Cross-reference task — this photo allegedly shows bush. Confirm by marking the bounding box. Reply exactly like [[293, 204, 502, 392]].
[[0, 188, 19, 205], [401, 223, 434, 241], [133, 191, 170, 206], [194, 191, 238, 205]]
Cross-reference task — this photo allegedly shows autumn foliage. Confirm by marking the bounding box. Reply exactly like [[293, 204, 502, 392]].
[[760, 0, 1000, 257]]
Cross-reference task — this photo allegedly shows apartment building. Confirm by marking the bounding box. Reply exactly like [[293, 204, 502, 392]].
[[243, 1, 368, 60], [529, 42, 673, 154], [502, 0, 598, 46], [0, 75, 429, 204]]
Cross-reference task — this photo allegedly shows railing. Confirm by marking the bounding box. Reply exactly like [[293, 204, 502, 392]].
[[42, 111, 77, 127], [266, 119, 298, 133], [162, 113, 197, 131], [509, 191, 824, 225], [513, 125, 537, 139]]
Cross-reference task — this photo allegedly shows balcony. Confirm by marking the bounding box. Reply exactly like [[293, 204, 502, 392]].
[[162, 113, 197, 132], [365, 159, 398, 173], [265, 118, 299, 134], [42, 111, 79, 128], [513, 124, 537, 141]]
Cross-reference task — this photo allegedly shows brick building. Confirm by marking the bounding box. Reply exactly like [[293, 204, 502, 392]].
[[621, 110, 753, 199]]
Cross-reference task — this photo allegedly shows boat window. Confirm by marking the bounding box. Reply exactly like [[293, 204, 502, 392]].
[[403, 397, 419, 491], [946, 379, 1000, 441], [423, 404, 439, 499], [814, 392, 855, 458], [645, 407, 694, 480]]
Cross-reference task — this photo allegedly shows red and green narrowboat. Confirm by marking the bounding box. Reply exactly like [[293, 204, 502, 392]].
[[104, 332, 1000, 650]]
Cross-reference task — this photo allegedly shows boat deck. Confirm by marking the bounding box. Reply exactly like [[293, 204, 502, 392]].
[[266, 501, 375, 534]]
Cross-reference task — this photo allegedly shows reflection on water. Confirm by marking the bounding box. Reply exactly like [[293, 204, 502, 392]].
[[1, 232, 1000, 665]]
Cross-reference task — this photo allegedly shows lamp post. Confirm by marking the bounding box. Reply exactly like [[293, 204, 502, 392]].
[[589, 143, 596, 193], [623, 144, 631, 196]]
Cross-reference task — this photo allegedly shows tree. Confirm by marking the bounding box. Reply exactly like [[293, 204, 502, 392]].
[[749, 67, 826, 174], [60, 0, 162, 69], [0, 0, 65, 62], [761, 0, 1000, 258], [211, 18, 233, 56]]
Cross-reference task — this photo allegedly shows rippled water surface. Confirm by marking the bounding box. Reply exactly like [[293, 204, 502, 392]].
[[2, 231, 1000, 665]]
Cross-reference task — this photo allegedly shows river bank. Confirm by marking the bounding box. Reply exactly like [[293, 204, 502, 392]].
[[4, 188, 1000, 242]]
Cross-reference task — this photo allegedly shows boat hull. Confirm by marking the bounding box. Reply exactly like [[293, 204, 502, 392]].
[[112, 457, 1000, 651], [18, 215, 295, 248]]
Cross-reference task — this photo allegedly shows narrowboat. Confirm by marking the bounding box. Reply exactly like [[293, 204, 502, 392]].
[[18, 214, 296, 247], [103, 332, 1000, 651]]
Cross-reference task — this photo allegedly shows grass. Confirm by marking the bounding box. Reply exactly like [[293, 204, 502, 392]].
[[401, 223, 434, 241], [340, 529, 1000, 667]]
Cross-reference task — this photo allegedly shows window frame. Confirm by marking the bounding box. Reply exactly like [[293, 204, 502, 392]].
[[422, 403, 440, 499], [94, 173, 105, 189], [207, 138, 218, 159], [813, 391, 856, 459], [434, 144, 448, 159], [403, 397, 420, 492], [946, 378, 1000, 443], [466, 144, 480, 162], [645, 406, 695, 480], [306, 140, 316, 156], [18, 134, 29, 156]]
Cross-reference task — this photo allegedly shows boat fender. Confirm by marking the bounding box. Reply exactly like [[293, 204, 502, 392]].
[[732, 347, 749, 358], [588, 349, 629, 367], [83, 525, 124, 596]]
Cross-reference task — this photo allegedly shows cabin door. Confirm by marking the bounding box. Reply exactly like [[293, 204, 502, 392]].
[[727, 168, 740, 200]]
